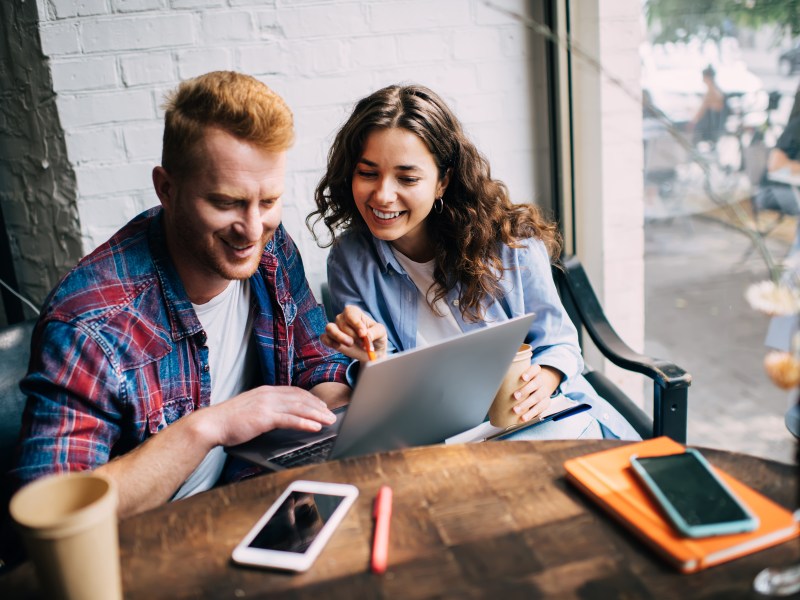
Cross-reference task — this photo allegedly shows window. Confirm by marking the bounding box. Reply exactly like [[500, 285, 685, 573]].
[[641, 1, 799, 462]]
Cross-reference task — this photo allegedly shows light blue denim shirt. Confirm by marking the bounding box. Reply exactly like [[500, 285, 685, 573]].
[[327, 229, 640, 440]]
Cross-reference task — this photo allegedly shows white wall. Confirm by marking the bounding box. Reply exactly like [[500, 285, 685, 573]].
[[7, 0, 646, 404], [33, 0, 540, 297], [0, 0, 84, 310], [570, 0, 646, 403]]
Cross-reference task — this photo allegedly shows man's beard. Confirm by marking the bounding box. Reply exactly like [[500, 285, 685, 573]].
[[172, 214, 270, 282]]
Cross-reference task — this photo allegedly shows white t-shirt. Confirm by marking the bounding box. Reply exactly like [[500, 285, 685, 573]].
[[391, 249, 462, 346], [173, 279, 256, 500]]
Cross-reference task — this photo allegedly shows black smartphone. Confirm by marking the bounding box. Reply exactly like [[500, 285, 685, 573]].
[[630, 450, 759, 537]]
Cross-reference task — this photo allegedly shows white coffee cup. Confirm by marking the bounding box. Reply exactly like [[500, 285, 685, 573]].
[[9, 471, 122, 600]]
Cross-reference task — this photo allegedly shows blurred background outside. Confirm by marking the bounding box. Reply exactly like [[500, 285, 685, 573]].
[[641, 2, 800, 464], [1, 0, 798, 465]]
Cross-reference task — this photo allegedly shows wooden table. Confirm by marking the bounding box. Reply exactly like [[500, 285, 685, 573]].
[[2, 440, 798, 599]]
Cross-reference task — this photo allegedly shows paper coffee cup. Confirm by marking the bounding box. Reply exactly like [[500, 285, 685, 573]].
[[488, 343, 534, 428], [9, 471, 122, 600]]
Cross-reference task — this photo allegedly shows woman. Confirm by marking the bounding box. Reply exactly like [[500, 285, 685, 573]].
[[307, 84, 639, 440]]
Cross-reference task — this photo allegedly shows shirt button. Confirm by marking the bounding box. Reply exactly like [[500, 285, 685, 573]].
[[602, 413, 609, 420], [452, 299, 459, 307], [203, 364, 210, 373]]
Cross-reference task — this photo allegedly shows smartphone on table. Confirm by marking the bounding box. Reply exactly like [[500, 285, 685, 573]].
[[231, 480, 359, 571], [629, 449, 759, 538]]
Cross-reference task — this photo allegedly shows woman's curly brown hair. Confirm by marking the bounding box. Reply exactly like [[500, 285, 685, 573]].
[[307, 84, 561, 322]]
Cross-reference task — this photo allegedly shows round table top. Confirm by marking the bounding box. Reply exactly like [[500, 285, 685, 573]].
[[2, 439, 798, 599]]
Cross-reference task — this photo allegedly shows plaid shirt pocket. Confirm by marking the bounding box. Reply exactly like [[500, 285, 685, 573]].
[[147, 396, 195, 434]]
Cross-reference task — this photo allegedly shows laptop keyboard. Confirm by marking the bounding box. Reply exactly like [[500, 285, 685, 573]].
[[270, 437, 336, 468]]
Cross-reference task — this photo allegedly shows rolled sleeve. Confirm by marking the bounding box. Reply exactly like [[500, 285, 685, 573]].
[[327, 235, 403, 354], [509, 239, 584, 381]]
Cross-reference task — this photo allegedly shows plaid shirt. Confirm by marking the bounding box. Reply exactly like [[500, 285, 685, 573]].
[[9, 207, 348, 489]]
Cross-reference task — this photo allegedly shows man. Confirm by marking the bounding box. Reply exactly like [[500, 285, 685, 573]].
[[757, 114, 800, 255], [9, 71, 350, 517]]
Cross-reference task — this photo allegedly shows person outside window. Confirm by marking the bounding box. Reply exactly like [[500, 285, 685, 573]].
[[756, 114, 800, 256], [688, 65, 728, 148]]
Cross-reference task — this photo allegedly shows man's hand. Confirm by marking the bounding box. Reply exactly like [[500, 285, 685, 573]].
[[97, 385, 337, 518], [199, 385, 336, 448]]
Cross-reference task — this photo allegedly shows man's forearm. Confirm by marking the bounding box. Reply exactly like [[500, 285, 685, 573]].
[[95, 410, 215, 518], [95, 384, 343, 518]]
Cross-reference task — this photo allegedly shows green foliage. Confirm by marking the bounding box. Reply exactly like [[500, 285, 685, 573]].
[[645, 0, 800, 43]]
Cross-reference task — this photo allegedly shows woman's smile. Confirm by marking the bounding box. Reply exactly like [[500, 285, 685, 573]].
[[370, 207, 406, 221], [352, 127, 448, 260]]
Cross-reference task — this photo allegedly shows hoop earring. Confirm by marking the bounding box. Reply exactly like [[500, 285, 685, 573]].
[[433, 197, 444, 214]]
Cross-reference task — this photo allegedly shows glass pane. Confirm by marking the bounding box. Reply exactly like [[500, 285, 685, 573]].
[[642, 2, 799, 463]]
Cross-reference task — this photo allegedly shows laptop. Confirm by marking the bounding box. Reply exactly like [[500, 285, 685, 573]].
[[226, 313, 536, 470]]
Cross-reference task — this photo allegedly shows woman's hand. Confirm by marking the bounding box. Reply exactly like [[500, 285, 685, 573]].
[[510, 364, 563, 422], [320, 305, 388, 362]]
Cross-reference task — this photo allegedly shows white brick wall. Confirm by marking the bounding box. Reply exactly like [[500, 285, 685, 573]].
[[120, 53, 176, 86], [48, 0, 108, 19], [177, 48, 234, 79], [33, 0, 543, 294], [57, 89, 156, 128], [571, 0, 646, 404], [113, 0, 165, 12], [39, 22, 81, 55], [66, 128, 126, 163], [81, 15, 196, 52], [14, 0, 645, 389], [51, 56, 118, 91]]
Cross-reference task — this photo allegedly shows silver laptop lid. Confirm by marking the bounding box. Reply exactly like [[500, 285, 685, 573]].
[[225, 313, 535, 467], [329, 313, 536, 459]]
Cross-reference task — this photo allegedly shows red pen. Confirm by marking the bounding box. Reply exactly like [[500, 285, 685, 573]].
[[361, 316, 377, 361], [371, 485, 392, 574], [361, 333, 377, 361]]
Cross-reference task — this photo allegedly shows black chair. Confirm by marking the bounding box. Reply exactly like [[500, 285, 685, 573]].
[[320, 283, 336, 324], [0, 318, 35, 573], [554, 256, 691, 442], [0, 319, 34, 477]]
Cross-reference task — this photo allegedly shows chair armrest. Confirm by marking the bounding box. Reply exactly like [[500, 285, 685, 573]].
[[555, 256, 692, 442], [556, 257, 691, 389], [584, 369, 653, 439]]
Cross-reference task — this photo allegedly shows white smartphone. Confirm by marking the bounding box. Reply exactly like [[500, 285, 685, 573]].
[[231, 480, 359, 571], [629, 450, 759, 538]]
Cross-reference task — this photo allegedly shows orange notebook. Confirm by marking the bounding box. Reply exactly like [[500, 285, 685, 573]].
[[563, 437, 800, 573]]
